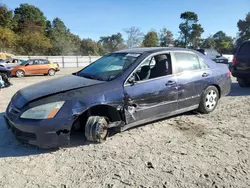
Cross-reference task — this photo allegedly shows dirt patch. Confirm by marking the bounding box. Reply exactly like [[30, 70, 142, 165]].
[[0, 71, 250, 188]]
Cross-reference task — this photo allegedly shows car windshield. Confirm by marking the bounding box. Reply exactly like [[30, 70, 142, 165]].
[[76, 53, 141, 81], [213, 49, 221, 57]]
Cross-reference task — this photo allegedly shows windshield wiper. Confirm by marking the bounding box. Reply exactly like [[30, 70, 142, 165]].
[[79, 73, 105, 81]]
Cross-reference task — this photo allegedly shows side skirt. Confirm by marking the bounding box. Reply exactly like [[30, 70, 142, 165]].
[[121, 104, 199, 132]]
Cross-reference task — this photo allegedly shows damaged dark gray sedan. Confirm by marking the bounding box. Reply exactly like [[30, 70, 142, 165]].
[[4, 47, 231, 148]]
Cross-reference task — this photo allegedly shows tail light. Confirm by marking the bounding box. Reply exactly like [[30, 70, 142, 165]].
[[232, 56, 236, 65], [227, 69, 231, 77]]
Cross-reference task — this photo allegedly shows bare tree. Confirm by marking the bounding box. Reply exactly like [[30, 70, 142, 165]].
[[124, 27, 144, 48], [159, 28, 175, 47]]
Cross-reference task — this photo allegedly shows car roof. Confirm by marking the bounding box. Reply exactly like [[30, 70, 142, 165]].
[[241, 40, 250, 44], [114, 47, 198, 54], [28, 59, 49, 61]]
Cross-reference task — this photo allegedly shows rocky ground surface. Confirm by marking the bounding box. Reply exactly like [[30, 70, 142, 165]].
[[0, 68, 249, 188]]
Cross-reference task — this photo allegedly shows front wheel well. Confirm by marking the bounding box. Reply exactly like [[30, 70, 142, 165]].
[[72, 104, 122, 131], [15, 69, 25, 73]]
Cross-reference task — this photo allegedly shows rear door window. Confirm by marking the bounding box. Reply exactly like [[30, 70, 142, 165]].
[[238, 43, 250, 56], [27, 60, 34, 65], [198, 56, 209, 69], [174, 52, 201, 73], [39, 60, 49, 64], [33, 60, 39, 65], [205, 49, 215, 59]]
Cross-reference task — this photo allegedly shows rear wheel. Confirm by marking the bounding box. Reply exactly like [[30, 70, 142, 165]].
[[237, 78, 250, 87], [85, 116, 108, 143], [198, 86, 219, 114], [48, 69, 55, 76], [15, 70, 25, 78]]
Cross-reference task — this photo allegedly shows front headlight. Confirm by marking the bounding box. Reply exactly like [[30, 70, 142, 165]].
[[20, 101, 65, 119]]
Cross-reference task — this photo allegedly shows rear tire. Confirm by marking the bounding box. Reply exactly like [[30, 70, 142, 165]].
[[15, 70, 25, 78], [85, 116, 108, 143], [48, 69, 55, 76], [198, 86, 219, 114], [237, 78, 250, 87]]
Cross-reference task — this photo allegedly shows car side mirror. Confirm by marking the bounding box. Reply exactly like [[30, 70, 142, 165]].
[[25, 64, 29, 66], [216, 55, 221, 58]]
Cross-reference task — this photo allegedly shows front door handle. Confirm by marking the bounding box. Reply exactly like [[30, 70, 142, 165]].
[[202, 73, 209, 77], [165, 80, 176, 86]]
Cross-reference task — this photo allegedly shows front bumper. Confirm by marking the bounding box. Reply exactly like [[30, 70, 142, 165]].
[[4, 113, 72, 149]]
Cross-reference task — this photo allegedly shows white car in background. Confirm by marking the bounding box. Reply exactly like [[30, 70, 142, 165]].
[[0, 59, 23, 70]]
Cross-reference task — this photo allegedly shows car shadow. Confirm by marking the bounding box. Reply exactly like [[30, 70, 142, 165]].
[[228, 82, 250, 96], [10, 74, 48, 78]]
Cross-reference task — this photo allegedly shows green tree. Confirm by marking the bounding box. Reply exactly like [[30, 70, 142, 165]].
[[236, 12, 250, 47], [45, 20, 52, 33], [81, 38, 101, 56], [190, 24, 204, 48], [0, 4, 16, 29], [0, 27, 16, 51], [201, 36, 216, 48], [142, 31, 159, 47], [159, 28, 174, 47], [16, 32, 51, 55], [14, 4, 47, 33], [70, 33, 82, 55], [124, 26, 144, 48], [99, 33, 125, 53], [213, 31, 233, 53], [47, 18, 78, 55], [178, 11, 204, 48]]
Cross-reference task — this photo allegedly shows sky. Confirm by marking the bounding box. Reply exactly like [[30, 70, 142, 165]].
[[1, 0, 250, 41]]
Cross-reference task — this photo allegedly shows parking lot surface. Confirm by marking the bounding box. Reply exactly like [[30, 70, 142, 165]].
[[0, 68, 249, 188]]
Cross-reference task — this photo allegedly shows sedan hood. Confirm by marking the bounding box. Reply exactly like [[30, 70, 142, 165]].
[[12, 75, 104, 109]]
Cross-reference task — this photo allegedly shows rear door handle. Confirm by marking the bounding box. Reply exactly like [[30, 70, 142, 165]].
[[202, 73, 209, 77], [165, 80, 176, 86]]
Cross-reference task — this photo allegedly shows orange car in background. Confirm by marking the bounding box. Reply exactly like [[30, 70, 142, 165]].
[[11, 59, 60, 77]]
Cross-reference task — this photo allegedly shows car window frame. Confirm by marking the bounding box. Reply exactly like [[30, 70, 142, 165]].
[[26, 60, 34, 66], [39, 60, 49, 64], [197, 55, 210, 70], [44, 60, 50, 64], [172, 51, 206, 75], [124, 50, 211, 86], [33, 60, 40, 65], [124, 51, 175, 86]]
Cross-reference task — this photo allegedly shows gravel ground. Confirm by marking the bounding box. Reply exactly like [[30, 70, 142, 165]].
[[0, 69, 250, 188]]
